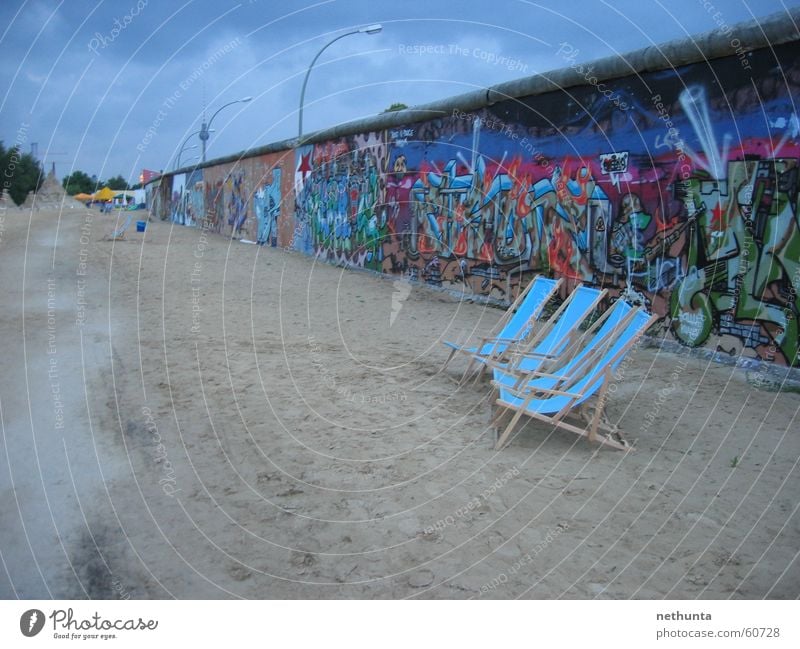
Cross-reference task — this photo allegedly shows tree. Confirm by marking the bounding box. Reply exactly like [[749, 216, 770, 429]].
[[104, 175, 128, 190], [382, 103, 408, 113], [0, 142, 43, 205], [62, 170, 95, 195]]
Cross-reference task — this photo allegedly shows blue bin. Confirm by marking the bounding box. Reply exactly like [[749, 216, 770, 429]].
[[136, 221, 147, 232]]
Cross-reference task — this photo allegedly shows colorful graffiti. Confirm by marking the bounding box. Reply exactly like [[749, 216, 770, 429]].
[[150, 40, 800, 366], [670, 158, 800, 364], [145, 178, 163, 220], [292, 123, 685, 296], [254, 153, 293, 248], [185, 169, 203, 228], [169, 173, 187, 225], [288, 46, 800, 365], [226, 169, 248, 237], [190, 154, 291, 243], [294, 137, 387, 268], [168, 170, 205, 227], [254, 167, 281, 246], [204, 173, 225, 232]]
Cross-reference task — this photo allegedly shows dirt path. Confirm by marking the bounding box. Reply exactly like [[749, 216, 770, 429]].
[[1, 208, 798, 599]]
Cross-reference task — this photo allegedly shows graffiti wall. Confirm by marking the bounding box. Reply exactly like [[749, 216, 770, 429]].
[[150, 40, 800, 366], [252, 152, 294, 247], [294, 135, 388, 268], [201, 162, 246, 237], [145, 178, 163, 220], [195, 153, 292, 243]]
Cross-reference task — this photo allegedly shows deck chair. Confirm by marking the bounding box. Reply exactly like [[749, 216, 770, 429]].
[[496, 293, 639, 393], [491, 302, 658, 451], [468, 285, 608, 384], [441, 275, 562, 375], [109, 211, 135, 240]]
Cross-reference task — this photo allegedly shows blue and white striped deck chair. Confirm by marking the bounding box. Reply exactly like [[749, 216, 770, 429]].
[[491, 302, 658, 451], [441, 275, 562, 376]]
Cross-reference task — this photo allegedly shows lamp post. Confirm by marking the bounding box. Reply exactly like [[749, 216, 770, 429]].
[[199, 97, 252, 162], [175, 145, 197, 170], [174, 129, 212, 170], [298, 24, 382, 142]]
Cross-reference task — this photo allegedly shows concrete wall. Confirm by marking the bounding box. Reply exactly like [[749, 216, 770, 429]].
[[158, 150, 293, 244], [148, 27, 800, 367]]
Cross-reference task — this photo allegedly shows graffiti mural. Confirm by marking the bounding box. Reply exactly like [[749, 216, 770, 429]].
[[145, 178, 163, 220], [150, 39, 800, 366], [185, 169, 203, 228], [205, 177, 225, 232], [294, 136, 388, 269], [254, 167, 280, 246], [169, 173, 187, 225], [225, 168, 247, 238], [670, 158, 799, 364], [287, 42, 800, 364], [253, 152, 294, 248]]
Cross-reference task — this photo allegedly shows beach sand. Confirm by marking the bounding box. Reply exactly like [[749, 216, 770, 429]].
[[0, 207, 798, 599]]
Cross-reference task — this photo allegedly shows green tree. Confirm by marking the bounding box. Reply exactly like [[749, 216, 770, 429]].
[[382, 103, 408, 113], [0, 142, 43, 205], [62, 170, 95, 195], [104, 175, 128, 190]]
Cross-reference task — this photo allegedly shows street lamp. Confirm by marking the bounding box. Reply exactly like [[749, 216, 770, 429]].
[[199, 97, 252, 162], [174, 128, 213, 170], [298, 24, 382, 142], [176, 145, 197, 169]]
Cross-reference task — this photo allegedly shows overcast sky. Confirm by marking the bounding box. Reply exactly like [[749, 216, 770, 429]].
[[1, 0, 798, 184]]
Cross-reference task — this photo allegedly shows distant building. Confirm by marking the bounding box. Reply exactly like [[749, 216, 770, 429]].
[[140, 169, 160, 185]]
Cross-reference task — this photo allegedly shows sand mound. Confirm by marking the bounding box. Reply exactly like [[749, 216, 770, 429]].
[[23, 167, 86, 211]]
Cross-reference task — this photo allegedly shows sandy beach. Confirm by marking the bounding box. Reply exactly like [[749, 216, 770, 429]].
[[0, 206, 798, 599]]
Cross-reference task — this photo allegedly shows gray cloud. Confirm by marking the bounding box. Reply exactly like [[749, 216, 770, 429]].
[[1, 0, 796, 182]]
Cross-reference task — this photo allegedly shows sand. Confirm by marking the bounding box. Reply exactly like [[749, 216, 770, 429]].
[[0, 207, 798, 599]]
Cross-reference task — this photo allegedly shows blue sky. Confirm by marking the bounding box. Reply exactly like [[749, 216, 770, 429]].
[[0, 0, 797, 185]]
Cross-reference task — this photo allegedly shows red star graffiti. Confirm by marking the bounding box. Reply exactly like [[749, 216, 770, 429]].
[[710, 201, 726, 230], [297, 152, 312, 182]]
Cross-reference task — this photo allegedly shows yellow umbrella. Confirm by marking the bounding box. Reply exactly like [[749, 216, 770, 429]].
[[93, 186, 115, 201]]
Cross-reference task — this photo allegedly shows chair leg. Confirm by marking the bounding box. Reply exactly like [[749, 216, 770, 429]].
[[488, 404, 504, 431], [441, 347, 457, 371], [575, 402, 621, 435], [459, 356, 478, 384], [489, 406, 510, 446], [494, 407, 526, 450], [470, 363, 487, 386], [573, 371, 630, 450], [587, 372, 612, 444]]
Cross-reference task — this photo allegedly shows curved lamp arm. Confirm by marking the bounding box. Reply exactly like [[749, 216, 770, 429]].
[[298, 24, 382, 142], [204, 97, 253, 135], [200, 97, 252, 161], [174, 129, 211, 170]]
